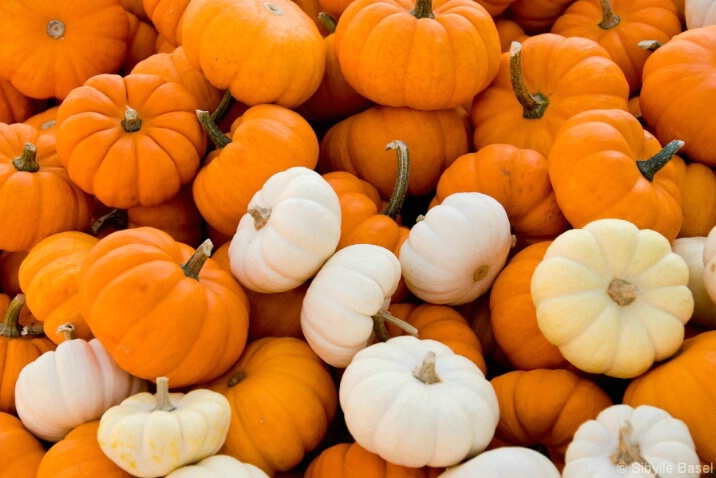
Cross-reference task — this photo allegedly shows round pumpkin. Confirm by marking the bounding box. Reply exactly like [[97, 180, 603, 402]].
[[165, 455, 271, 478], [440, 447, 561, 478], [506, 0, 575, 33], [0, 411, 45, 478], [23, 106, 60, 138], [143, 0, 190, 46]]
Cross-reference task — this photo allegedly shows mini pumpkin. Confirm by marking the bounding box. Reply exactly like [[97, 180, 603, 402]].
[[0, 411, 45, 478], [440, 447, 561, 478], [165, 455, 270, 478], [673, 155, 716, 238]]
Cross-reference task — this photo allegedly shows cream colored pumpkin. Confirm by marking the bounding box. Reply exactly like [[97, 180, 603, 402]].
[[340, 335, 499, 468], [98, 377, 231, 478], [563, 404, 701, 478], [14, 323, 147, 442], [399, 192, 512, 305], [672, 236, 716, 328], [165, 455, 270, 478], [531, 218, 693, 378], [228, 166, 341, 293], [439, 447, 561, 478], [685, 0, 716, 28]]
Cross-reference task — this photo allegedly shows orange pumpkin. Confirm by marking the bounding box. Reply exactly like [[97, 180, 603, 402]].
[[23, 106, 60, 138], [547, 108, 683, 242], [122, 12, 159, 73], [55, 73, 207, 209], [333, 0, 501, 110], [292, 0, 331, 35], [317, 0, 354, 18], [495, 18, 530, 53], [203, 337, 338, 476], [0, 78, 33, 124], [154, 34, 176, 53], [0, 0, 129, 100], [0, 411, 45, 477], [121, 0, 148, 19], [143, 0, 190, 46], [78, 227, 250, 388], [506, 0, 575, 33], [672, 156, 716, 238]]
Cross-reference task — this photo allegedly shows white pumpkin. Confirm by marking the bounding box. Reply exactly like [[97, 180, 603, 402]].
[[685, 0, 716, 28], [14, 323, 147, 442], [672, 236, 716, 328], [165, 455, 270, 478], [301, 243, 413, 368], [98, 377, 231, 478], [399, 192, 512, 305], [228, 166, 341, 293], [531, 218, 693, 378], [439, 447, 561, 478], [340, 335, 499, 468], [563, 404, 701, 478]]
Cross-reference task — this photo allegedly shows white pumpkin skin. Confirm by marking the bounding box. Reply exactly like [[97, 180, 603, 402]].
[[14, 335, 147, 442], [685, 0, 716, 28], [672, 236, 716, 328], [340, 336, 499, 468], [164, 455, 270, 478], [531, 219, 694, 378], [399, 192, 512, 305], [301, 243, 402, 368], [439, 447, 560, 478], [229, 166, 341, 293], [97, 379, 231, 478], [563, 404, 701, 478]]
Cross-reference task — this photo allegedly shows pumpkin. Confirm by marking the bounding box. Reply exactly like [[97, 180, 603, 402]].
[[672, 237, 716, 329], [0, 123, 93, 252], [563, 404, 701, 478], [155, 33, 177, 53], [55, 73, 207, 209], [98, 377, 231, 478], [685, 0, 716, 27], [531, 218, 693, 378], [672, 156, 716, 238], [547, 109, 683, 241], [23, 106, 60, 138], [489, 368, 613, 470], [623, 331, 716, 466], [430, 144, 569, 250], [318, 105, 471, 198], [0, 411, 45, 478], [78, 227, 250, 388], [640, 25, 716, 166], [228, 167, 341, 294], [340, 336, 500, 468], [333, 0, 501, 110], [182, 0, 325, 108], [701, 225, 716, 303], [192, 104, 319, 237], [550, 0, 682, 94], [291, 0, 331, 36], [400, 192, 512, 305], [440, 447, 561, 478], [203, 337, 338, 476], [505, 0, 575, 33], [0, 0, 129, 100], [165, 455, 271, 478], [122, 12, 159, 73], [494, 18, 530, 53], [470, 35, 630, 158], [143, 0, 190, 46], [121, 0, 148, 19], [36, 420, 134, 478], [475, 0, 517, 16], [0, 78, 33, 124]]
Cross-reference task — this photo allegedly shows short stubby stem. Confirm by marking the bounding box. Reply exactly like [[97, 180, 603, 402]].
[[607, 279, 640, 306], [152, 377, 177, 412], [181, 239, 214, 280], [121, 106, 143, 133], [47, 19, 65, 39], [413, 351, 441, 384]]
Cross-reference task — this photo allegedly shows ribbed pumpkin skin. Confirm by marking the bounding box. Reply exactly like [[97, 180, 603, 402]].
[[0, 411, 46, 477], [143, 0, 190, 46]]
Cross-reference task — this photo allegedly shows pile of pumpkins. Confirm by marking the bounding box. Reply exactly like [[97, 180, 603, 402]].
[[0, 0, 715, 476]]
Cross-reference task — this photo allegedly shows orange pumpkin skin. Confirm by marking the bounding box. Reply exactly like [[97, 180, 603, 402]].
[[155, 34, 176, 53], [291, 0, 331, 36], [672, 156, 716, 238], [121, 0, 149, 19], [36, 420, 132, 478], [495, 18, 530, 53], [317, 0, 354, 18], [0, 78, 33, 124], [506, 0, 575, 33], [56, 73, 207, 210], [334, 0, 501, 110], [24, 106, 60, 138], [431, 144, 569, 250], [0, 412, 45, 477], [489, 369, 613, 470], [489, 241, 569, 371], [476, 0, 517, 16], [640, 25, 716, 167], [143, 0, 190, 46], [471, 34, 630, 158], [18, 231, 99, 345], [0, 0, 129, 100], [122, 12, 159, 73], [0, 123, 93, 252], [547, 108, 683, 242], [203, 337, 338, 476], [78, 227, 250, 388], [305, 442, 444, 478], [623, 331, 716, 465], [193, 104, 319, 236], [318, 105, 471, 198], [550, 0, 681, 94]]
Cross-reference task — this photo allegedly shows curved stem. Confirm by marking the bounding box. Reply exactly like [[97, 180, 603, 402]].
[[210, 90, 235, 125], [318, 12, 337, 33], [55, 322, 77, 341], [598, 0, 621, 29], [610, 421, 662, 478], [0, 294, 26, 339], [197, 110, 232, 149], [413, 351, 440, 384], [152, 377, 177, 412], [509, 42, 549, 119], [383, 140, 410, 220], [410, 0, 434, 19], [638, 40, 662, 52], [637, 140, 684, 182], [13, 143, 39, 172], [181, 239, 213, 280], [91, 208, 129, 236], [121, 106, 142, 133], [372, 309, 419, 342]]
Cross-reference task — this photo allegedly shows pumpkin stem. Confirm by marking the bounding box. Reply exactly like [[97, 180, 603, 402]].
[[598, 0, 621, 29], [638, 40, 662, 52], [607, 279, 640, 306], [210, 90, 235, 125], [413, 351, 441, 384], [181, 239, 214, 280], [318, 12, 337, 33], [0, 294, 26, 339], [383, 140, 410, 220], [13, 142, 39, 172], [40, 119, 56, 130], [249, 205, 272, 230], [55, 322, 77, 341], [91, 208, 129, 236], [47, 19, 65, 39], [21, 323, 45, 336], [372, 309, 419, 342], [152, 377, 177, 412], [509, 42, 549, 120], [610, 421, 662, 478], [410, 0, 434, 19], [637, 139, 684, 182], [228, 372, 245, 387], [121, 106, 143, 133], [197, 110, 232, 149]]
